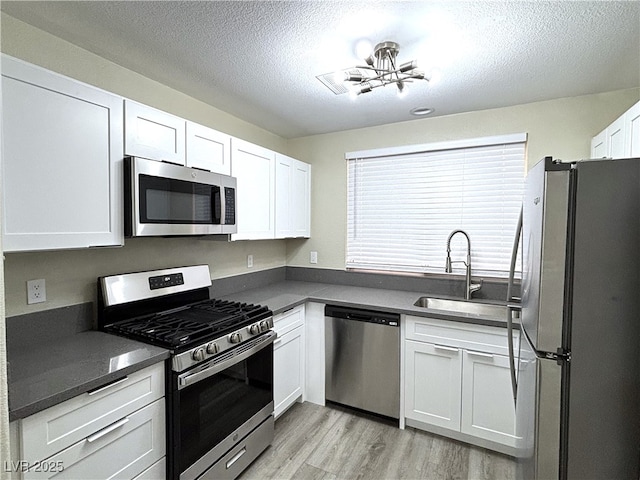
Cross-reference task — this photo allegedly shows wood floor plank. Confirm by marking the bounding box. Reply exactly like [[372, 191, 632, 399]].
[[240, 402, 344, 479], [467, 446, 516, 480], [239, 402, 516, 480]]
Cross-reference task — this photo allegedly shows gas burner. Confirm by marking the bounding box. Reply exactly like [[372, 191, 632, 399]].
[[104, 298, 272, 352]]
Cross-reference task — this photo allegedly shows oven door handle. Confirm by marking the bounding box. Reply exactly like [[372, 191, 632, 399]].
[[178, 330, 276, 390]]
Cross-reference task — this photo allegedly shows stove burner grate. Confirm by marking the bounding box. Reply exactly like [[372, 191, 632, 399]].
[[106, 299, 271, 349]]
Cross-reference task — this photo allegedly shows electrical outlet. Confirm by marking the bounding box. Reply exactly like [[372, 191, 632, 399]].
[[247, 254, 254, 268], [27, 278, 46, 304], [310, 251, 318, 264]]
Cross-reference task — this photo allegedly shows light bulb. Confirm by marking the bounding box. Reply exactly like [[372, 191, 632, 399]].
[[355, 39, 373, 60]]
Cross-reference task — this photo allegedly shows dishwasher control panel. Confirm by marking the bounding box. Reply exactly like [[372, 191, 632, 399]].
[[324, 305, 400, 326]]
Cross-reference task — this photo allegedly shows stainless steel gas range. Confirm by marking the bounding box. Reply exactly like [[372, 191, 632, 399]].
[[97, 265, 274, 480]]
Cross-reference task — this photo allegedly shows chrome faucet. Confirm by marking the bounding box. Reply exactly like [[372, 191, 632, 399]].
[[445, 229, 482, 300]]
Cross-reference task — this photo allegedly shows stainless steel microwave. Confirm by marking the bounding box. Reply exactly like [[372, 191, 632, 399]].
[[124, 156, 237, 237]]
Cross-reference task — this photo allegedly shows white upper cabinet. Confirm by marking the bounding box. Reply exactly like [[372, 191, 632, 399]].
[[231, 138, 276, 240], [1, 55, 124, 252], [275, 154, 311, 239], [124, 100, 186, 165], [627, 101, 640, 157], [607, 115, 626, 159], [591, 100, 640, 159], [185, 121, 231, 175], [590, 130, 607, 159]]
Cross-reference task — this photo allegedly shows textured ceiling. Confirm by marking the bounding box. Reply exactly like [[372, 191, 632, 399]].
[[2, 1, 639, 139]]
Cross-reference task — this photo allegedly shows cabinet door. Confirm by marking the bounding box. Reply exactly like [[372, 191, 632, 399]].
[[124, 100, 185, 164], [404, 340, 462, 431], [186, 121, 231, 174], [275, 154, 311, 239], [231, 138, 275, 240], [291, 160, 311, 238], [626, 101, 640, 157], [1, 55, 123, 251], [274, 325, 305, 418], [607, 115, 626, 159], [275, 153, 293, 238], [461, 350, 517, 446], [590, 129, 607, 159]]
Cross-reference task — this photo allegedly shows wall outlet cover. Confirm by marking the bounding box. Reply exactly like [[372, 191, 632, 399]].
[[310, 251, 318, 264], [247, 254, 254, 268], [27, 278, 46, 304]]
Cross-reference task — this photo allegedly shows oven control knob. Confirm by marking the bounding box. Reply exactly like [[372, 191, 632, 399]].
[[206, 342, 219, 355], [192, 348, 206, 362], [259, 320, 270, 332], [248, 324, 260, 335], [229, 332, 243, 344]]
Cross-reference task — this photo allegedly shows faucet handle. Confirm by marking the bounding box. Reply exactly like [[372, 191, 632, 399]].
[[470, 278, 483, 294]]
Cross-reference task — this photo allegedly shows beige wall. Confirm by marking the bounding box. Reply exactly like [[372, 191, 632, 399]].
[[286, 89, 640, 270]]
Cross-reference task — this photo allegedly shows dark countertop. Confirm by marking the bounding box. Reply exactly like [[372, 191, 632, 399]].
[[8, 279, 510, 422], [221, 280, 512, 327], [8, 331, 169, 421]]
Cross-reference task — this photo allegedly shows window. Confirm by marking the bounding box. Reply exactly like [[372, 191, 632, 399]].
[[346, 134, 525, 278]]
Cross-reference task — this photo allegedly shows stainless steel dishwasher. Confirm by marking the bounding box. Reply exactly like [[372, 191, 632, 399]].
[[324, 304, 400, 419]]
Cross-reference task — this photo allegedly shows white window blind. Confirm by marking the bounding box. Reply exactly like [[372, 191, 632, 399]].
[[346, 135, 525, 277]]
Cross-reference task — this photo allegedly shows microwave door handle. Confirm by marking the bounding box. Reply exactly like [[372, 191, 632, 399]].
[[213, 186, 222, 225]]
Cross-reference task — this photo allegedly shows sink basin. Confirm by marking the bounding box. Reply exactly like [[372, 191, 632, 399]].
[[413, 296, 513, 320]]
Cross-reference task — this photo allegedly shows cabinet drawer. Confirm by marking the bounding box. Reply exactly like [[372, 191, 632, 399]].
[[273, 305, 304, 337], [405, 315, 518, 356], [20, 363, 164, 464], [24, 399, 165, 480]]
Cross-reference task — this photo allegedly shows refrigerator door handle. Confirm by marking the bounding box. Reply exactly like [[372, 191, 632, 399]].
[[507, 205, 523, 405]]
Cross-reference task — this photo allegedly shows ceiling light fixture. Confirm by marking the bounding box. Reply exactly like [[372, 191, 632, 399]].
[[317, 41, 429, 96], [410, 107, 435, 116]]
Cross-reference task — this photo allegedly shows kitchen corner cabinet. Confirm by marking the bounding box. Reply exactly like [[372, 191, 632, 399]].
[[124, 100, 185, 165], [231, 138, 276, 240], [273, 305, 305, 418], [1, 55, 124, 252], [186, 121, 231, 175], [9, 363, 165, 480], [404, 315, 519, 453], [591, 99, 640, 159], [275, 154, 311, 238]]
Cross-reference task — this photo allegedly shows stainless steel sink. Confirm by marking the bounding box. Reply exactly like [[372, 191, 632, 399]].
[[413, 296, 513, 320]]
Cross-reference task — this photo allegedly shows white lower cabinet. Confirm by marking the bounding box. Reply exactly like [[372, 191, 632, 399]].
[[25, 400, 165, 480], [273, 305, 305, 418], [10, 363, 166, 480], [404, 315, 518, 454], [404, 340, 462, 431], [461, 350, 516, 445]]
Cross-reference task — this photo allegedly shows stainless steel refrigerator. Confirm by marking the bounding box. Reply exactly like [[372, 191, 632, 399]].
[[509, 157, 640, 480]]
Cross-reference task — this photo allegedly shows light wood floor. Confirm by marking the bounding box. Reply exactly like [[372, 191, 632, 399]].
[[240, 402, 516, 480]]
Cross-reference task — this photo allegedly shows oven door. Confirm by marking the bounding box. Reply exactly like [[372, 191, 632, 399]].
[[170, 331, 275, 480]]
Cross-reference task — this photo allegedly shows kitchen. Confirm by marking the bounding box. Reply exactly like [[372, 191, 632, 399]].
[[1, 2, 640, 480]]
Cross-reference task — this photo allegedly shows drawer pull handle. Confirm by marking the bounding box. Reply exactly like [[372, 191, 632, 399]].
[[226, 447, 247, 470], [467, 350, 495, 359], [433, 344, 459, 353], [86, 418, 129, 443], [87, 376, 128, 396]]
